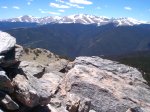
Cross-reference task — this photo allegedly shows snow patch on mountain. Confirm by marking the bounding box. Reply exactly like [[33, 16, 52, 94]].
[[0, 14, 148, 26]]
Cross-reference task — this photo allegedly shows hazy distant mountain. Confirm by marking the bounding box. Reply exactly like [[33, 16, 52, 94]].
[[0, 14, 148, 26], [5, 23, 150, 58]]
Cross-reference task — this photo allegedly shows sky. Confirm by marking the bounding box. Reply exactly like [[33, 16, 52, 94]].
[[0, 0, 150, 21]]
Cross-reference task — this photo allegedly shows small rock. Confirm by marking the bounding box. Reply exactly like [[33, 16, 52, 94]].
[[18, 61, 45, 78], [130, 107, 143, 112], [50, 98, 61, 108], [0, 91, 19, 110], [66, 93, 80, 112], [78, 98, 91, 112], [0, 56, 4, 64], [89, 110, 96, 112], [46, 59, 69, 72], [0, 68, 13, 93]]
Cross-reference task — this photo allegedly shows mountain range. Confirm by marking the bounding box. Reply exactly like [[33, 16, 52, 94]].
[[0, 14, 149, 26], [0, 14, 150, 58]]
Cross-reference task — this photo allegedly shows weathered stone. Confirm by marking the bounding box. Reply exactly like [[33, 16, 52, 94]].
[[13, 74, 50, 107], [13, 72, 62, 107], [66, 93, 80, 112], [60, 56, 150, 112], [0, 68, 13, 93], [0, 44, 24, 67], [41, 72, 62, 94], [0, 56, 4, 64], [65, 93, 91, 112], [15, 44, 24, 61], [130, 107, 144, 112], [50, 98, 61, 108], [18, 61, 45, 78], [0, 91, 19, 110], [74, 56, 145, 82], [47, 104, 68, 112], [0, 31, 16, 54], [89, 110, 96, 112], [78, 98, 91, 112], [46, 59, 69, 72]]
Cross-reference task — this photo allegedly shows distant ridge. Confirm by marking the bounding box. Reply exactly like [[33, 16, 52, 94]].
[[0, 14, 148, 26]]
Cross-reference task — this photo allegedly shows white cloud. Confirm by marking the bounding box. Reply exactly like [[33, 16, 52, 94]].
[[1, 6, 8, 9], [58, 9, 65, 12], [64, 2, 84, 8], [49, 11, 60, 15], [69, 0, 92, 5], [56, 0, 84, 9], [124, 6, 132, 11], [13, 6, 20, 9], [50, 3, 70, 8], [38, 8, 61, 15]]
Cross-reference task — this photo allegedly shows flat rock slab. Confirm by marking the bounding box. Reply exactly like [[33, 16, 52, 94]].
[[18, 61, 45, 78], [60, 56, 150, 112]]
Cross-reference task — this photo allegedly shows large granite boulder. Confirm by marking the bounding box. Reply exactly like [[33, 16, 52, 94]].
[[13, 61, 62, 107], [0, 31, 16, 54], [60, 56, 150, 112]]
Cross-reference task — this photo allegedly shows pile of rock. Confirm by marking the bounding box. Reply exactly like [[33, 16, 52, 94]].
[[0, 31, 150, 112], [0, 31, 68, 111]]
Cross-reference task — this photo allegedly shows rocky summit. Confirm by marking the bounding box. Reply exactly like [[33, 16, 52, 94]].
[[0, 31, 150, 112]]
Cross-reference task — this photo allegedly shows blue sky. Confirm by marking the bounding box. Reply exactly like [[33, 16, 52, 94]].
[[0, 0, 150, 21]]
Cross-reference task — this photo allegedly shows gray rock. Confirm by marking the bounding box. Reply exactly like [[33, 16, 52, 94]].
[[18, 61, 45, 78], [13, 72, 62, 107], [0, 44, 24, 67], [0, 31, 16, 54], [130, 107, 144, 112], [74, 56, 145, 82], [89, 110, 96, 112], [60, 56, 150, 112], [0, 56, 4, 64], [46, 59, 69, 72], [13, 74, 50, 107], [0, 91, 19, 110], [66, 93, 91, 112], [66, 93, 80, 112], [50, 98, 62, 108], [47, 104, 68, 112], [15, 44, 24, 61], [0, 68, 13, 93]]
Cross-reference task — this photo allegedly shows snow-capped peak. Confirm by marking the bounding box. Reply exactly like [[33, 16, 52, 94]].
[[0, 14, 148, 26], [112, 17, 147, 26]]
